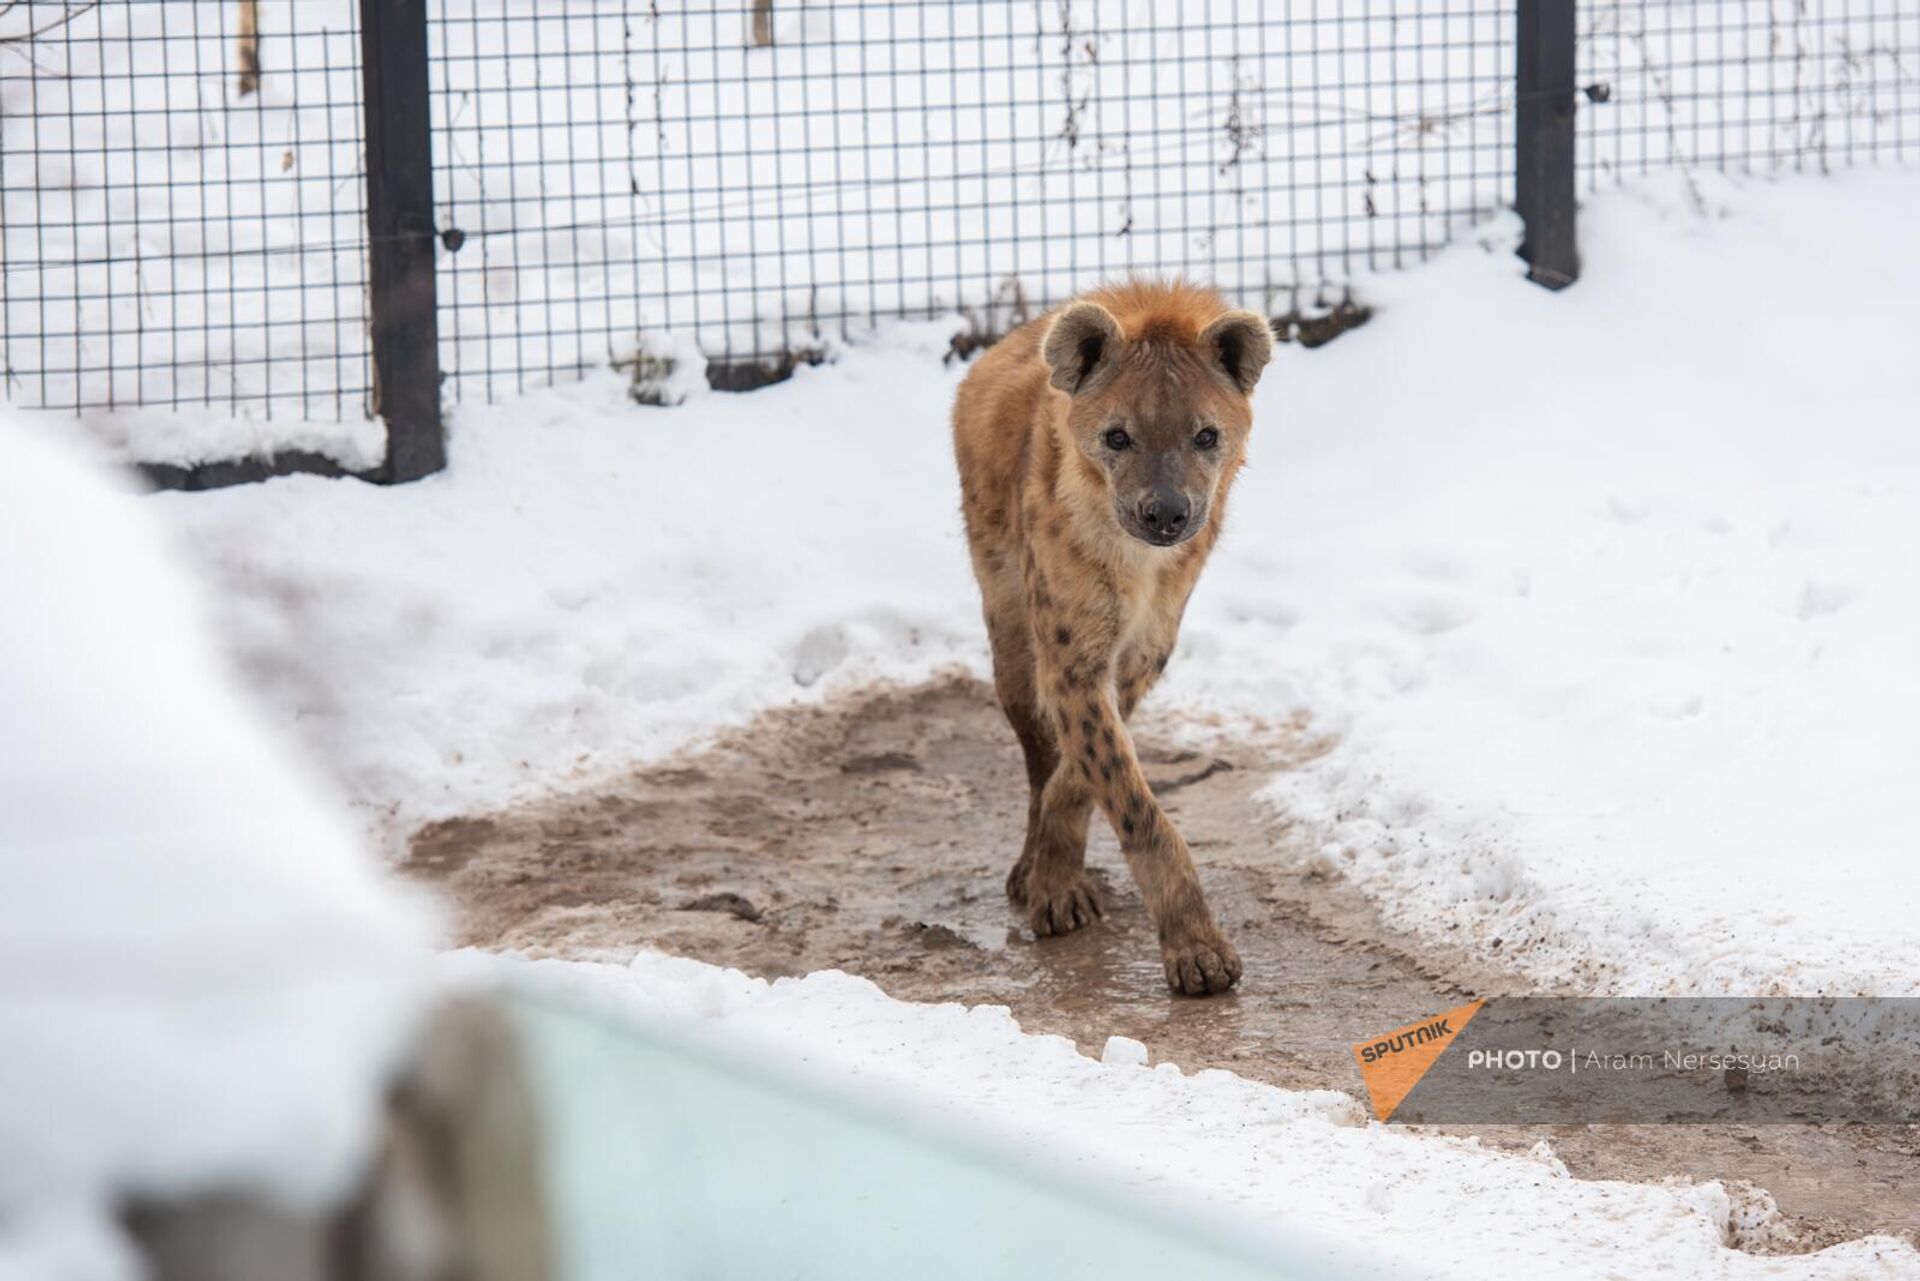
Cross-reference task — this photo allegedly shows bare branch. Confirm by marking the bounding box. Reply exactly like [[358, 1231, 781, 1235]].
[[0, 1, 98, 44]]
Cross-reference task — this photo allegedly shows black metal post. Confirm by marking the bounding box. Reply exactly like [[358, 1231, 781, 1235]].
[[1515, 0, 1580, 289], [360, 0, 445, 482]]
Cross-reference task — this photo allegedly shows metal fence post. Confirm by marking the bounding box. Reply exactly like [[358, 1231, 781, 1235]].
[[360, 0, 446, 482], [1515, 0, 1579, 289]]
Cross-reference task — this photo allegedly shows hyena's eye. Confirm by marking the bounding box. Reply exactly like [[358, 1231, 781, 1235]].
[[1193, 426, 1220, 451], [1103, 426, 1133, 451]]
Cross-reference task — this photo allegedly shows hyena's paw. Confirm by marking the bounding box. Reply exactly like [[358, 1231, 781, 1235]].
[[1004, 855, 1034, 907], [1161, 927, 1242, 996], [1022, 870, 1104, 938]]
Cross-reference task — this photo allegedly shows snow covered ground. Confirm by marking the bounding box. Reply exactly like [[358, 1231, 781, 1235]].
[[1248, 171, 1920, 999], [475, 949, 1919, 1278], [148, 169, 1920, 1003]]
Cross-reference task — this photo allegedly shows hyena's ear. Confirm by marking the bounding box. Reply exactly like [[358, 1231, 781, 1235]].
[[1043, 301, 1124, 395], [1198, 310, 1274, 395]]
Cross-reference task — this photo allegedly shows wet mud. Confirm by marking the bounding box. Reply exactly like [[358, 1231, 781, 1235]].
[[405, 676, 1918, 1252]]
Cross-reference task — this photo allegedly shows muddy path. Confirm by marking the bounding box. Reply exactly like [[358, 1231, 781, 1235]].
[[405, 676, 1916, 1252]]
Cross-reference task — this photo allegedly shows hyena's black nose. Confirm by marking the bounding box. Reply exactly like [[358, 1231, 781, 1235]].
[[1138, 490, 1190, 542]]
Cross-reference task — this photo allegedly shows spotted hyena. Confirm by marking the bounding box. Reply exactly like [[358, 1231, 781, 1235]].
[[951, 279, 1273, 996]]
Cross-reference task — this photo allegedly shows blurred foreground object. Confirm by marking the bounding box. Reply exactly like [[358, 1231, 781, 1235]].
[[133, 1000, 553, 1281], [490, 986, 1377, 1281], [0, 421, 543, 1279]]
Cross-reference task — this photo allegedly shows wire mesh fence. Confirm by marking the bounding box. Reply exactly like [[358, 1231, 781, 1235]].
[[0, 1, 371, 418], [1, 1, 1917, 433], [1580, 0, 1920, 184], [429, 0, 1522, 400]]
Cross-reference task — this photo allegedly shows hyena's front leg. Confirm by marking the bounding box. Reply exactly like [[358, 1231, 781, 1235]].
[[984, 584, 1099, 931], [1020, 759, 1102, 936], [1007, 577, 1105, 936], [1042, 648, 1240, 995]]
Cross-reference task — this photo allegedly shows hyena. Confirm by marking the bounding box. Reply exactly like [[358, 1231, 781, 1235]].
[[951, 279, 1273, 996]]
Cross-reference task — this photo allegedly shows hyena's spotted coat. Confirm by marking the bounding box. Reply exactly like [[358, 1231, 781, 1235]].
[[951, 279, 1273, 996]]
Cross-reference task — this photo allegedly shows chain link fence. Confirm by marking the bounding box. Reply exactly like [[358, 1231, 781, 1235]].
[[1, 2, 1915, 479]]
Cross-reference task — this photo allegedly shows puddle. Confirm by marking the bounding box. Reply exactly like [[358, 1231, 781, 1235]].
[[406, 675, 1918, 1253]]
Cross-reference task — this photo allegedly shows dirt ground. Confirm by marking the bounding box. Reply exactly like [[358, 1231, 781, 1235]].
[[405, 675, 1917, 1253]]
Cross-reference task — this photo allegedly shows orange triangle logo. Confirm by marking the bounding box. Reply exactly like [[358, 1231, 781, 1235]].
[[1351, 999, 1485, 1122]]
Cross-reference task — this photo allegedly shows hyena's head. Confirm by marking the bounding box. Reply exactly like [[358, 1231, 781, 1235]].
[[1042, 295, 1273, 548]]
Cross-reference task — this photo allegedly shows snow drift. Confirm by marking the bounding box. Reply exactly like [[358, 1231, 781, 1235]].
[[0, 422, 432, 1278]]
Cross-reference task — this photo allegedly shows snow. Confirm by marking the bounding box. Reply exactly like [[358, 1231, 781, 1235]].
[[147, 170, 1920, 1003], [0, 423, 433, 1278], [467, 948, 1920, 1279], [77, 403, 386, 473], [149, 320, 985, 833], [1233, 170, 1920, 997]]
